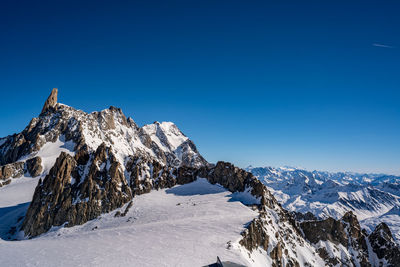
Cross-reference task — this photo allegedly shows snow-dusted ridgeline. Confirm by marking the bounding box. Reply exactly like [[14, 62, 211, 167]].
[[247, 166, 400, 244]]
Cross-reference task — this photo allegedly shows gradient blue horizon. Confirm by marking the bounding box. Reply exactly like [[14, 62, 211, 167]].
[[0, 0, 399, 175]]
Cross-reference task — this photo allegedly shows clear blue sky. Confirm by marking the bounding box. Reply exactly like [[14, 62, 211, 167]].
[[0, 0, 399, 174]]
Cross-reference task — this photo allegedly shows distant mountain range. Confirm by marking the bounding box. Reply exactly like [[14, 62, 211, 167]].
[[247, 166, 400, 244]]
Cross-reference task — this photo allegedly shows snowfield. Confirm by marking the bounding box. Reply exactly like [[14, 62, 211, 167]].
[[0, 178, 258, 267]]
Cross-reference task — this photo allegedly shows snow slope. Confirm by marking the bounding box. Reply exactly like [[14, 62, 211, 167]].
[[141, 121, 188, 152], [0, 178, 259, 267]]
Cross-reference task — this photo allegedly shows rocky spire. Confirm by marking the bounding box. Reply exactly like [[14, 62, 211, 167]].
[[369, 222, 400, 265], [41, 88, 58, 114]]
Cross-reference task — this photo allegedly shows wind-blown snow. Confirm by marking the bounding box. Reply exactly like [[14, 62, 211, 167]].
[[0, 178, 259, 266]]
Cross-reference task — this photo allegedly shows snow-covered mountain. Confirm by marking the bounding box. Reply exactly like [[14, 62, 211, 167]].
[[247, 166, 400, 244], [0, 88, 207, 172], [0, 89, 399, 266]]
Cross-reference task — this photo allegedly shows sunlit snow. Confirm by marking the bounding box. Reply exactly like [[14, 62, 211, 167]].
[[0, 178, 259, 267]]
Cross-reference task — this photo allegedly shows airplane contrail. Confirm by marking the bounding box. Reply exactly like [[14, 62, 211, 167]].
[[372, 43, 394, 48]]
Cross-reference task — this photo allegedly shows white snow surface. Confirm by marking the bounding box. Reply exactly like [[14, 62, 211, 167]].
[[33, 135, 75, 175], [142, 121, 188, 152], [0, 178, 259, 267]]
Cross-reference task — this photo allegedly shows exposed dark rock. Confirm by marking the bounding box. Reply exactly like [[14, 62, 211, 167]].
[[0, 179, 11, 187], [41, 88, 58, 114], [292, 211, 318, 222], [300, 211, 370, 266], [369, 223, 400, 266], [0, 134, 30, 165], [301, 217, 347, 245], [270, 242, 283, 266], [126, 155, 176, 196], [0, 161, 24, 180], [114, 201, 133, 217], [206, 161, 273, 209], [22, 144, 132, 237], [316, 247, 340, 266], [22, 152, 76, 237], [26, 156, 43, 177], [74, 146, 90, 165], [206, 161, 252, 192], [176, 165, 199, 185], [239, 217, 269, 252]]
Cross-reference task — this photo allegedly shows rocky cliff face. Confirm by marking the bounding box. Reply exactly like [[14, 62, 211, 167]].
[[41, 88, 58, 114], [369, 223, 400, 267], [206, 161, 269, 206], [300, 211, 400, 267], [301, 211, 370, 266], [0, 161, 24, 187], [26, 156, 43, 177], [0, 156, 42, 187], [22, 144, 132, 237]]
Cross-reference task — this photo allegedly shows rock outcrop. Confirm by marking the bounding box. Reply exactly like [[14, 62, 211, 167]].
[[301, 211, 370, 266], [26, 156, 43, 177], [41, 88, 58, 114], [0, 161, 24, 180], [0, 157, 43, 187], [22, 144, 132, 237], [22, 152, 76, 237], [239, 217, 270, 252], [0, 161, 25, 187], [206, 161, 272, 208], [292, 211, 318, 221], [126, 155, 177, 196], [369, 223, 400, 267]]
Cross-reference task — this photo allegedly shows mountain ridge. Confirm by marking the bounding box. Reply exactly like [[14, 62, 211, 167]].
[[247, 165, 400, 246]]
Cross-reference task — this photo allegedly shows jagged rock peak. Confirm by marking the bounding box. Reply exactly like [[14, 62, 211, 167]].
[[300, 211, 371, 266], [369, 222, 400, 265], [41, 88, 58, 114], [371, 222, 394, 242]]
